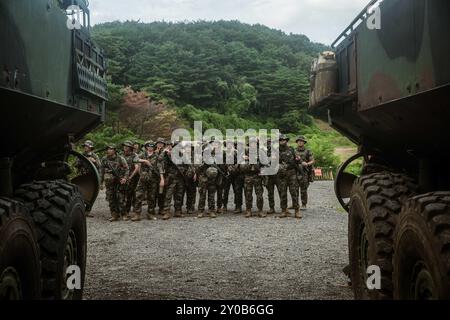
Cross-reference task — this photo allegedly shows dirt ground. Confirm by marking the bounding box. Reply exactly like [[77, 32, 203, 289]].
[[83, 181, 352, 300]]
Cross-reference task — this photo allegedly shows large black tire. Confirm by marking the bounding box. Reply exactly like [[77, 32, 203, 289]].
[[0, 198, 41, 300], [15, 181, 87, 300], [348, 172, 416, 299], [393, 193, 450, 299]]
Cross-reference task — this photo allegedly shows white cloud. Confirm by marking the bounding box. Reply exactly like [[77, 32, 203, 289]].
[[89, 0, 371, 44]]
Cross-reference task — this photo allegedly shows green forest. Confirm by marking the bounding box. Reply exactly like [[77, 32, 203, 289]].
[[86, 20, 354, 169]]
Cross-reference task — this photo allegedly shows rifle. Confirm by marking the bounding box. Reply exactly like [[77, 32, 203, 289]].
[[140, 155, 159, 177]]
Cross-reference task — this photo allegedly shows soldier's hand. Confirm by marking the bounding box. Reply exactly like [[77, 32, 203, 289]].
[[120, 178, 127, 185], [302, 161, 308, 167], [193, 174, 197, 182], [160, 178, 165, 187]]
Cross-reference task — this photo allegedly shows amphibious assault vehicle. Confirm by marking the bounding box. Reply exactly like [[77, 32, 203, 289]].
[[310, 0, 450, 299], [0, 0, 107, 299]]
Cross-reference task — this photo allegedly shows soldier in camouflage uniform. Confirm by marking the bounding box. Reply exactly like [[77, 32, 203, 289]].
[[240, 138, 265, 218], [196, 141, 219, 218], [100, 145, 129, 222], [155, 138, 167, 215], [132, 141, 162, 221], [264, 138, 278, 215], [75, 140, 102, 174], [220, 140, 236, 213], [230, 141, 245, 214], [159, 141, 189, 220], [213, 140, 229, 214], [295, 136, 315, 209], [276, 134, 301, 219], [184, 142, 197, 215], [122, 140, 140, 221]]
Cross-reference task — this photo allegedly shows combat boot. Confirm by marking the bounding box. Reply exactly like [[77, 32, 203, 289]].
[[209, 210, 217, 218], [162, 210, 171, 220], [258, 210, 267, 218], [302, 204, 307, 210], [109, 212, 119, 222], [295, 209, 303, 219], [174, 210, 183, 218], [279, 209, 290, 218], [266, 207, 275, 215], [245, 209, 252, 218], [234, 206, 242, 214], [216, 207, 223, 215], [147, 210, 156, 220], [186, 208, 194, 215], [197, 210, 204, 218], [131, 212, 141, 222], [122, 213, 130, 221]]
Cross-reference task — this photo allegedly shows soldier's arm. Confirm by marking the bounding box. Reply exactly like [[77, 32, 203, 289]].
[[120, 157, 130, 179], [156, 155, 165, 184], [129, 155, 140, 179], [306, 151, 315, 166]]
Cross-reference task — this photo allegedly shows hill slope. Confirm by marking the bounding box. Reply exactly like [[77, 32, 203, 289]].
[[92, 20, 328, 132]]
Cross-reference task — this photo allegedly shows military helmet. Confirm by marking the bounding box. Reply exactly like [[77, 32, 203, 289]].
[[82, 140, 94, 148], [296, 135, 308, 143], [144, 140, 155, 148], [122, 140, 134, 148], [107, 144, 117, 150], [205, 167, 219, 180], [156, 137, 166, 145], [279, 134, 290, 141]]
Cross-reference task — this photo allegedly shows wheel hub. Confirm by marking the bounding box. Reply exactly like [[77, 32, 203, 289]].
[[0, 267, 22, 300], [410, 261, 435, 300], [359, 225, 370, 294], [61, 229, 78, 300]]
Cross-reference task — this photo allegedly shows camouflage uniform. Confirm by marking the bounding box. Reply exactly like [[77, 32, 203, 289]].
[[225, 146, 244, 213], [133, 149, 161, 220], [221, 164, 234, 212], [155, 142, 166, 214], [184, 145, 197, 214], [123, 151, 140, 217], [276, 140, 300, 218], [265, 174, 278, 214], [75, 141, 102, 175], [101, 152, 129, 221], [196, 157, 218, 218], [240, 145, 265, 217], [295, 145, 314, 207], [262, 142, 277, 214], [159, 147, 189, 219], [215, 150, 229, 214]]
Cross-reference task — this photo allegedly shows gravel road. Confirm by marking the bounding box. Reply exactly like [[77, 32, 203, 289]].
[[83, 181, 352, 300]]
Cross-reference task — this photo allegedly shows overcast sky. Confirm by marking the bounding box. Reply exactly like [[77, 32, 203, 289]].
[[89, 0, 371, 44]]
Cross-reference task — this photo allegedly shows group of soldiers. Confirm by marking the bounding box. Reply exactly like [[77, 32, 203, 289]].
[[77, 134, 315, 222]]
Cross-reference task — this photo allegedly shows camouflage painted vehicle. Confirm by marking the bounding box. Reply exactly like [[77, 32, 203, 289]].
[[0, 0, 107, 299], [310, 0, 450, 299]]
